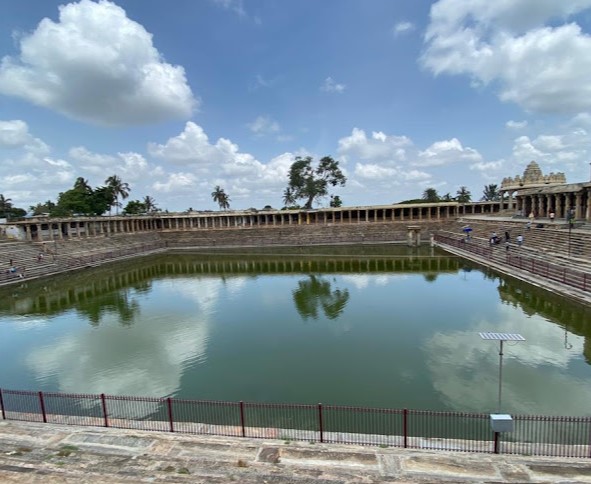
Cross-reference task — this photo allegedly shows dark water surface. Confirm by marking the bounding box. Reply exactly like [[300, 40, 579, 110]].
[[1, 245, 590, 415]]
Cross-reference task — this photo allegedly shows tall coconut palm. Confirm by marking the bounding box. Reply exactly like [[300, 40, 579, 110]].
[[456, 186, 472, 203], [211, 186, 230, 211], [0, 194, 13, 218], [422, 187, 440, 202], [74, 177, 91, 192], [143, 195, 158, 213], [105, 175, 130, 215], [481, 184, 500, 201]]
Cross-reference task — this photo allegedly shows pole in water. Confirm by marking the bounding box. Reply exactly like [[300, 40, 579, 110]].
[[478, 332, 525, 414]]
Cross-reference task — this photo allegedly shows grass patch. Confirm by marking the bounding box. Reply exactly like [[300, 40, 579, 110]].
[[56, 445, 79, 457], [177, 467, 190, 475]]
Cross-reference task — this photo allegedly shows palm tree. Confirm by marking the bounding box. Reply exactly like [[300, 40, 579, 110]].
[[456, 186, 472, 203], [282, 187, 296, 207], [74, 177, 91, 192], [105, 175, 130, 215], [211, 186, 230, 211], [422, 187, 440, 202], [143, 195, 158, 213], [0, 194, 13, 218], [481, 184, 500, 201]]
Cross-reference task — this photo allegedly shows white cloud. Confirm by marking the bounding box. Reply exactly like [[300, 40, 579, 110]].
[[0, 120, 30, 147], [422, 0, 591, 114], [320, 76, 346, 93], [470, 159, 505, 172], [147, 122, 298, 205], [69, 146, 149, 181], [512, 128, 589, 174], [0, 120, 49, 154], [247, 115, 280, 136], [0, 0, 196, 125], [393, 21, 415, 36], [152, 172, 197, 193], [506, 120, 528, 129], [414, 138, 483, 167], [354, 163, 398, 180], [338, 128, 411, 162]]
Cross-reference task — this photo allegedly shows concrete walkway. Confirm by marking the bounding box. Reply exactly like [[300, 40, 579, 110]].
[[1, 420, 591, 483]]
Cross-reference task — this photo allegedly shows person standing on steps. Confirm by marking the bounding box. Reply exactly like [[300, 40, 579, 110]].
[[516, 234, 523, 247]]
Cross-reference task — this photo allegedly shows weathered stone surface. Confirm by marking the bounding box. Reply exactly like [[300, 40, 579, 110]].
[[401, 454, 499, 479], [1, 420, 591, 483]]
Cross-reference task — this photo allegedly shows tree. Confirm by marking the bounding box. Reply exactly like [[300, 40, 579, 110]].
[[329, 195, 343, 208], [292, 275, 350, 321], [0, 194, 13, 218], [123, 200, 145, 215], [52, 180, 112, 216], [282, 187, 296, 207], [211, 186, 230, 210], [30, 200, 56, 216], [143, 196, 158, 213], [105, 175, 130, 215], [74, 177, 91, 193], [441, 193, 453, 202], [481, 184, 500, 201], [422, 187, 440, 202], [286, 156, 346, 209], [456, 186, 472, 203]]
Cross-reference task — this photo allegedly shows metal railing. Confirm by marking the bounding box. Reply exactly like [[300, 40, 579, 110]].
[[1, 388, 590, 458], [435, 234, 590, 293]]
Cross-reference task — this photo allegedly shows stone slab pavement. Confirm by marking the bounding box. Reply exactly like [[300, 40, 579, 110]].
[[1, 420, 591, 483]]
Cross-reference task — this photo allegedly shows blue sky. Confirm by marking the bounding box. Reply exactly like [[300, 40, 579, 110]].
[[2, 0, 591, 212]]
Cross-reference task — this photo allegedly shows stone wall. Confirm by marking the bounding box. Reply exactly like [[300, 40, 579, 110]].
[[159, 220, 447, 248]]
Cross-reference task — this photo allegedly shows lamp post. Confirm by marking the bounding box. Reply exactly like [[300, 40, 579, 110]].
[[479, 332, 525, 413]]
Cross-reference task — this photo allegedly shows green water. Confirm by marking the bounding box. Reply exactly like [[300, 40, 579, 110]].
[[1, 245, 591, 416]]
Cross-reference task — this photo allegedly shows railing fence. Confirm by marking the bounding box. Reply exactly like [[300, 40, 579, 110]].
[[434, 234, 590, 293], [1, 388, 590, 458]]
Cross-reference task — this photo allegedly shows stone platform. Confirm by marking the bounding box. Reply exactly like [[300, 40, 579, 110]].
[[2, 420, 591, 483]]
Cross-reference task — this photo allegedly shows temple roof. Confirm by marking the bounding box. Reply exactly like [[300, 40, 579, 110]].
[[501, 161, 566, 190]]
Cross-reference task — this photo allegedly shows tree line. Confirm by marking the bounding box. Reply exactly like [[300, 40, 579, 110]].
[[0, 156, 501, 220]]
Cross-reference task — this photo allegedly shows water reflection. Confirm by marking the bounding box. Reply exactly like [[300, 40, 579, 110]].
[[0, 247, 590, 414], [292, 275, 350, 321], [424, 304, 591, 415], [77, 290, 140, 326], [25, 279, 216, 404]]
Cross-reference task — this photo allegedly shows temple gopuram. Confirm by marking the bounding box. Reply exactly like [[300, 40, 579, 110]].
[[501, 161, 591, 220]]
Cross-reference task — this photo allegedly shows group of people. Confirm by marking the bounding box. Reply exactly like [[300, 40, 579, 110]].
[[489, 231, 523, 249]]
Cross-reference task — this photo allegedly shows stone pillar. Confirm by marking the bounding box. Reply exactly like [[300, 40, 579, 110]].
[[407, 226, 421, 247], [25, 224, 32, 241], [586, 189, 591, 221], [556, 195, 563, 219], [576, 192, 583, 219]]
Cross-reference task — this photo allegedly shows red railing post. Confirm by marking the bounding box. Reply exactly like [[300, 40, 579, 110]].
[[318, 403, 324, 443], [240, 401, 246, 437], [0, 389, 5, 420], [100, 393, 109, 427], [38, 391, 47, 423], [403, 409, 408, 448], [167, 397, 174, 432], [494, 431, 500, 454]]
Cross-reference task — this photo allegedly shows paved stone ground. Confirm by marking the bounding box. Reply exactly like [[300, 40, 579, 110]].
[[2, 420, 591, 483]]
